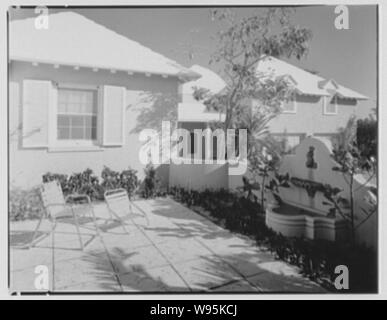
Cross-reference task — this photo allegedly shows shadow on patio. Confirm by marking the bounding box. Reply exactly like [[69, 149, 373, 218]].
[[10, 198, 326, 293]]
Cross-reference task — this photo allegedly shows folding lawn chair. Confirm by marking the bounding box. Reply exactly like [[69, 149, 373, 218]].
[[104, 188, 149, 233], [29, 180, 101, 250]]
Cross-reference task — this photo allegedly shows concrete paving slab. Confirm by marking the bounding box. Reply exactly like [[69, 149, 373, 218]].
[[118, 265, 190, 292], [11, 264, 54, 293], [10, 198, 325, 293], [109, 244, 170, 275], [210, 279, 260, 292], [53, 255, 116, 289], [11, 247, 53, 272], [172, 256, 243, 291], [154, 238, 214, 264], [56, 277, 122, 292], [99, 232, 153, 252]]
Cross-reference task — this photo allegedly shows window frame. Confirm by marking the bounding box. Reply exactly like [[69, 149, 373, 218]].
[[50, 83, 101, 150], [323, 95, 338, 115], [281, 93, 297, 114]]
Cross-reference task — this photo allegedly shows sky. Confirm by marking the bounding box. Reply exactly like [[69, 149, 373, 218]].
[[10, 5, 377, 118]]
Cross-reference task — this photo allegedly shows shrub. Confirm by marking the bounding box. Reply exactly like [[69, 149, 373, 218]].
[[67, 168, 104, 200], [42, 173, 68, 191], [168, 186, 377, 293], [42, 167, 139, 201], [101, 166, 139, 199], [43, 168, 104, 200], [140, 163, 164, 199], [10, 188, 44, 221]]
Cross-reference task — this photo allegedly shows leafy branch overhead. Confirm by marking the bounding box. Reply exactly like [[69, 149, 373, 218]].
[[195, 8, 312, 131]]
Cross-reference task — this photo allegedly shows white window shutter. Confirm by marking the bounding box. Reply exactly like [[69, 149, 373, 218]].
[[100, 85, 126, 146], [22, 79, 52, 148]]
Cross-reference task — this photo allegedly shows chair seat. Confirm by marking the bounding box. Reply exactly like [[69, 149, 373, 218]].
[[54, 204, 91, 219]]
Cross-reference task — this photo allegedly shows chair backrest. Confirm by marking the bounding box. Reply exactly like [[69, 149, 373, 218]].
[[104, 188, 131, 217], [40, 181, 66, 218]]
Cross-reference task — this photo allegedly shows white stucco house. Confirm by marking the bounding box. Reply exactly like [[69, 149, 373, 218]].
[[178, 57, 368, 150], [9, 11, 200, 189], [9, 11, 369, 194], [169, 58, 368, 190]]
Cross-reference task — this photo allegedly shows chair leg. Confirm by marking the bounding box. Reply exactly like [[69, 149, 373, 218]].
[[102, 209, 115, 232], [110, 210, 130, 235], [89, 206, 102, 238], [130, 202, 149, 227], [51, 218, 57, 250], [29, 213, 45, 249], [71, 206, 84, 251]]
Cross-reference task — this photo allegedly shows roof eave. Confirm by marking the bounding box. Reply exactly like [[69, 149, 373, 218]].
[[335, 91, 369, 101], [10, 56, 194, 80]]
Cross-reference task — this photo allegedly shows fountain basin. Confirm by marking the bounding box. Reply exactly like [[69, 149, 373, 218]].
[[265, 203, 348, 241]]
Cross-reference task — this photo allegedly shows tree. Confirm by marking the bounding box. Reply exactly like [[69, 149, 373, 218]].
[[357, 113, 377, 159], [196, 8, 312, 212], [322, 118, 377, 242], [196, 8, 312, 132]]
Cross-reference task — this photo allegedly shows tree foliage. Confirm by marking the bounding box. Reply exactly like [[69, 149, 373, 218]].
[[196, 8, 312, 132], [322, 117, 377, 242], [196, 8, 312, 211], [357, 114, 377, 159]]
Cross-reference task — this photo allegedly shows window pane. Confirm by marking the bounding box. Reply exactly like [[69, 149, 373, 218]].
[[84, 127, 96, 140], [58, 88, 96, 115], [83, 92, 94, 113], [57, 88, 98, 141], [58, 127, 70, 140], [58, 90, 68, 104], [326, 102, 337, 113], [91, 127, 97, 140], [84, 115, 93, 127], [71, 127, 84, 139], [58, 102, 67, 113], [84, 128, 92, 140], [67, 102, 80, 114], [57, 115, 70, 127], [71, 115, 84, 127], [92, 94, 98, 114], [68, 91, 79, 104]]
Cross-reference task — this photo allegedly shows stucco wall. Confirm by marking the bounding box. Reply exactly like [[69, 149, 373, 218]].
[[277, 137, 377, 248], [169, 162, 229, 190], [263, 95, 358, 136], [9, 61, 179, 189]]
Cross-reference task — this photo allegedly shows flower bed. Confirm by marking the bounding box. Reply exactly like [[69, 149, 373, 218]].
[[168, 186, 377, 293], [10, 164, 166, 221]]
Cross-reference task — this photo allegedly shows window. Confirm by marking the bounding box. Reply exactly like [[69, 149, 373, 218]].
[[323, 95, 338, 115], [57, 88, 97, 140], [281, 93, 297, 113]]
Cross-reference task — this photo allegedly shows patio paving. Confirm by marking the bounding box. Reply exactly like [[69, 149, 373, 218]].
[[10, 198, 326, 293]]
